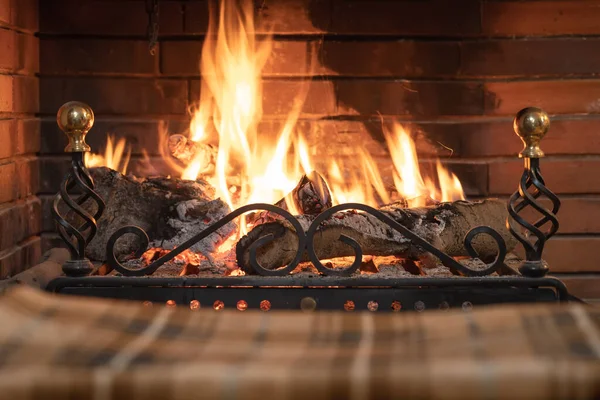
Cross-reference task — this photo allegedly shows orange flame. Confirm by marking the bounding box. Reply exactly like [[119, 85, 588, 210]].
[[84, 135, 130, 175], [91, 0, 465, 227]]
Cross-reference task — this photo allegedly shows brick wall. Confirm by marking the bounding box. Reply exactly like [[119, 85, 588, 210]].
[[0, 0, 40, 278], [37, 0, 600, 301]]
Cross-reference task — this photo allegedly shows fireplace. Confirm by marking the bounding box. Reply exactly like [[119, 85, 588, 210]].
[[1, 0, 599, 305]]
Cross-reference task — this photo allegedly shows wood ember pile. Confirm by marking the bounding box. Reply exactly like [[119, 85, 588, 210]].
[[79, 166, 519, 278], [236, 199, 518, 274], [72, 167, 235, 262]]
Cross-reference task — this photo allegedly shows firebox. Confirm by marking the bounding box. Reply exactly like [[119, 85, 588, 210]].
[[2, 0, 600, 306], [43, 100, 573, 311]]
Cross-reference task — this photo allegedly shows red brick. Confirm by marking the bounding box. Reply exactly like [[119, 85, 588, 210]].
[[182, 1, 209, 34], [189, 79, 336, 116], [0, 119, 13, 159], [330, 1, 480, 36], [489, 159, 600, 195], [0, 30, 39, 73], [40, 39, 157, 75], [160, 40, 307, 76], [15, 118, 40, 155], [509, 197, 600, 234], [485, 80, 600, 116], [264, 41, 308, 76], [0, 158, 39, 203], [262, 80, 336, 116], [0, 0, 37, 30], [39, 77, 187, 115], [526, 197, 600, 235], [19, 33, 38, 73], [0, 197, 41, 250], [12, 75, 38, 113], [0, 118, 40, 160], [11, 0, 37, 31], [544, 237, 600, 273], [0, 75, 38, 113], [406, 117, 600, 158], [0, 161, 15, 203], [483, 1, 600, 36], [256, 0, 331, 34], [556, 274, 600, 300], [0, 28, 16, 71], [184, 0, 329, 35], [160, 40, 202, 75], [461, 39, 600, 78], [317, 41, 460, 77], [18, 157, 38, 198], [0, 236, 41, 278], [335, 80, 484, 117], [0, 74, 12, 111], [453, 117, 600, 158], [39, 0, 182, 35], [0, 0, 9, 24]]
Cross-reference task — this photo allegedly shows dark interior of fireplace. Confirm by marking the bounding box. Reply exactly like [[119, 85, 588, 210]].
[[1, 0, 600, 305]]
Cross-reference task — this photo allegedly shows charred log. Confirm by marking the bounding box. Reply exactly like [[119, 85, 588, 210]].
[[236, 199, 517, 273], [250, 170, 332, 225], [70, 167, 234, 262], [168, 134, 216, 174]]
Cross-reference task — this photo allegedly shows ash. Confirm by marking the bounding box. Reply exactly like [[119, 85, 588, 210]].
[[151, 199, 237, 259]]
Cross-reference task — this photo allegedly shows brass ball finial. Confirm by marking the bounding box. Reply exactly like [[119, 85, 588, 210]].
[[513, 107, 550, 158], [56, 101, 94, 152]]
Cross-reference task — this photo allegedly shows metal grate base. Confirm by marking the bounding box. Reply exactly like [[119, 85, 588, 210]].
[[47, 275, 569, 312]]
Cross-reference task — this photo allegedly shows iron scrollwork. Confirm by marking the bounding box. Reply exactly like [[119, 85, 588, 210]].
[[106, 204, 307, 276], [305, 203, 507, 277], [106, 202, 507, 278]]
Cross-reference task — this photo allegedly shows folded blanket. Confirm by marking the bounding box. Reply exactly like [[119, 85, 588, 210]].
[[0, 286, 598, 400]]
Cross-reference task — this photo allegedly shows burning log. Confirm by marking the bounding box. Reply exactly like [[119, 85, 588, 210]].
[[250, 170, 332, 225], [71, 167, 235, 262], [280, 170, 332, 215], [168, 134, 216, 174], [235, 199, 517, 273]]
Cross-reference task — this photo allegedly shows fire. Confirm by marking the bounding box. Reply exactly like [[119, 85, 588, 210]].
[[384, 123, 464, 206], [84, 135, 130, 175], [90, 0, 465, 223]]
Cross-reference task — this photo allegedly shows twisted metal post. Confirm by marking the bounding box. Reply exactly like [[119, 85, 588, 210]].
[[52, 102, 105, 276], [507, 107, 560, 277]]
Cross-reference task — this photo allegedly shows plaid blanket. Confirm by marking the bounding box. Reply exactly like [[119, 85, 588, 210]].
[[0, 287, 598, 400]]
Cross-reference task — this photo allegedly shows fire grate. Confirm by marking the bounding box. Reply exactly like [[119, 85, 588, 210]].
[[47, 275, 568, 312], [46, 104, 576, 311]]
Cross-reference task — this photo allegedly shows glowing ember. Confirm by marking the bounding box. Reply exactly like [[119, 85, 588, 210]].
[[138, 247, 203, 275]]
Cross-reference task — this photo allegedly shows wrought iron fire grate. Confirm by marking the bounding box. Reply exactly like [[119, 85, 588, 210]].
[[47, 103, 575, 311]]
